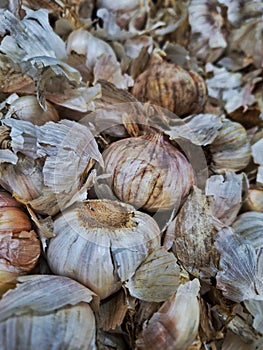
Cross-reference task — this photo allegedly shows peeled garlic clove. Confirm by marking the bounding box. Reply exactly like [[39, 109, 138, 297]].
[[6, 95, 59, 125], [136, 279, 200, 350], [47, 199, 161, 299], [0, 275, 97, 350], [208, 118, 251, 173], [232, 211, 263, 251], [101, 133, 195, 212], [0, 189, 41, 295], [132, 61, 207, 116], [205, 171, 248, 225]]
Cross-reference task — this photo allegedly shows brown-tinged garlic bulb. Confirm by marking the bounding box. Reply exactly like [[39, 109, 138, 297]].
[[100, 133, 195, 212], [47, 199, 161, 299], [136, 279, 200, 350], [132, 61, 207, 116], [6, 95, 60, 125], [208, 118, 251, 173], [0, 189, 41, 295], [0, 275, 97, 350]]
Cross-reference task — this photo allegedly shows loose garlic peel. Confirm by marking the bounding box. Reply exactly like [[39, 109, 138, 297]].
[[47, 199, 161, 299]]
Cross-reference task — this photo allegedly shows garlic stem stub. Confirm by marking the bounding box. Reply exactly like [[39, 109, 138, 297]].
[[47, 199, 161, 299], [100, 132, 195, 212]]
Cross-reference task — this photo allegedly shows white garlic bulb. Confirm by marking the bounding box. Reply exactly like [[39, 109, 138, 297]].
[[101, 133, 195, 212], [47, 199, 161, 299]]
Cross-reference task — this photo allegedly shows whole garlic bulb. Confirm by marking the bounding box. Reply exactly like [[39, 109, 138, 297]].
[[0, 275, 97, 350], [132, 61, 207, 116], [100, 133, 195, 212], [47, 199, 161, 299], [208, 118, 251, 173], [0, 189, 41, 295]]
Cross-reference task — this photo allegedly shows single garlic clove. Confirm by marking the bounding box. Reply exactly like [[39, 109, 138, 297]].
[[100, 132, 195, 212], [0, 275, 97, 350], [6, 95, 59, 125], [47, 199, 161, 299], [132, 61, 207, 116], [135, 279, 201, 350]]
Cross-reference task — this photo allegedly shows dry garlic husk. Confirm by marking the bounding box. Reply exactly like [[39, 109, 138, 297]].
[[47, 199, 161, 299], [0, 189, 41, 295], [101, 132, 195, 212], [205, 171, 248, 225], [232, 211, 263, 251], [164, 186, 221, 277], [208, 118, 251, 173], [132, 60, 207, 116], [5, 95, 59, 125], [215, 227, 263, 302], [125, 247, 181, 302], [136, 279, 200, 350], [0, 275, 97, 350], [0, 119, 102, 216]]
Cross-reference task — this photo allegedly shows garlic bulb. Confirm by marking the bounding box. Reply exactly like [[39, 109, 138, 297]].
[[6, 95, 59, 125], [0, 189, 41, 295], [47, 199, 161, 299], [132, 61, 207, 116], [100, 133, 195, 212], [208, 118, 251, 173], [242, 188, 263, 213], [0, 275, 97, 350], [136, 279, 200, 350]]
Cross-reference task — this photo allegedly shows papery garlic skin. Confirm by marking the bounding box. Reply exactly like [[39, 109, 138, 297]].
[[0, 275, 97, 350], [101, 133, 195, 212], [47, 200, 161, 299], [136, 279, 200, 350]]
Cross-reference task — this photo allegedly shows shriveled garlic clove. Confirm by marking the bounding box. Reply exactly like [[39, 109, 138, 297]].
[[47, 199, 161, 299], [165, 186, 221, 277], [0, 189, 41, 295], [0, 275, 97, 350], [5, 95, 60, 125], [100, 132, 195, 212], [135, 279, 201, 350], [208, 118, 251, 173], [132, 60, 207, 116]]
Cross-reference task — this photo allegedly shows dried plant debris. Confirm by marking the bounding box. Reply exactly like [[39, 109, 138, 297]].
[[0, 0, 262, 349]]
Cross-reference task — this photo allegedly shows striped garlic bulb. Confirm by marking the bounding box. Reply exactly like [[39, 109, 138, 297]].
[[0, 189, 41, 295], [0, 275, 97, 350], [47, 199, 161, 299], [101, 133, 195, 212], [132, 61, 207, 116], [208, 118, 251, 173]]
